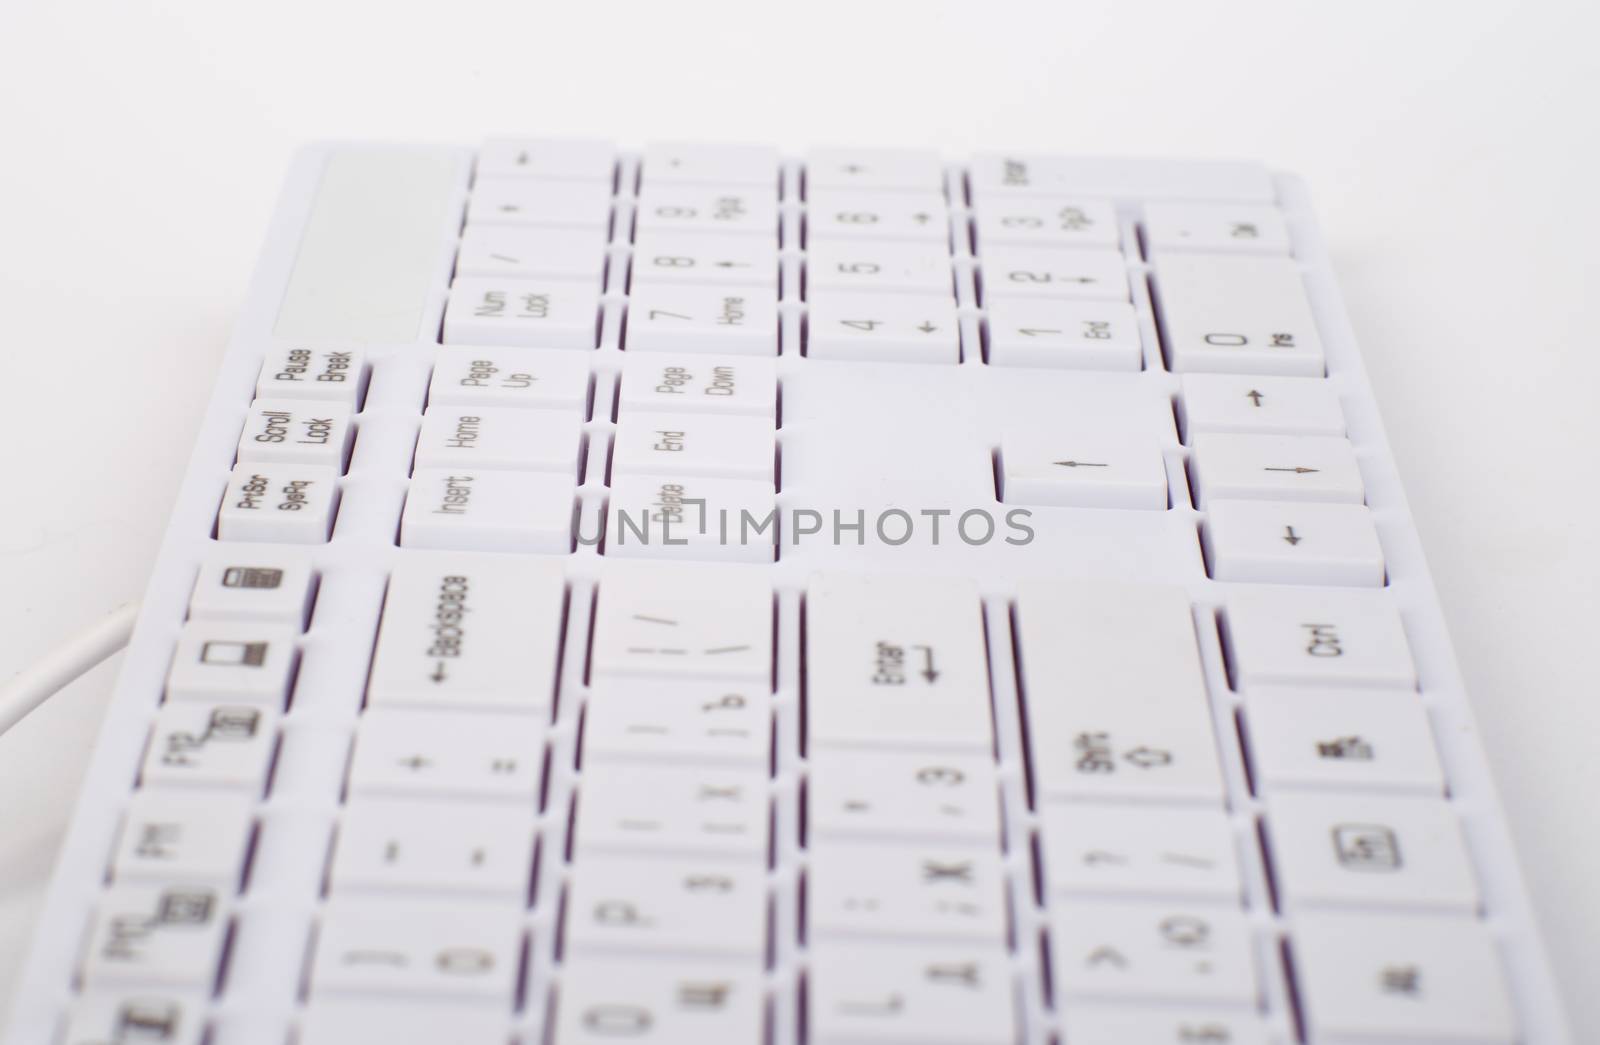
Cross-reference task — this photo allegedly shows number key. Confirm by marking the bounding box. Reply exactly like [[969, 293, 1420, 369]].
[[974, 198, 1119, 250], [979, 246, 1128, 302], [806, 190, 949, 243], [807, 291, 958, 364], [630, 233, 776, 290]]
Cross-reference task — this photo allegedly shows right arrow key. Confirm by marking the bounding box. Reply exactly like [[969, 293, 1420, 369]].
[[1189, 432, 1365, 508]]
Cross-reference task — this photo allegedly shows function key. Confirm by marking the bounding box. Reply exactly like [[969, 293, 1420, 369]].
[[427, 345, 590, 413], [640, 141, 779, 188], [1144, 202, 1292, 255], [1223, 588, 1416, 690], [110, 791, 255, 886], [166, 620, 299, 707], [256, 343, 366, 405], [477, 137, 617, 183], [140, 702, 278, 792], [806, 146, 945, 194], [189, 548, 315, 625], [1265, 793, 1479, 911], [236, 399, 354, 471], [80, 885, 228, 989], [618, 354, 777, 419], [442, 276, 601, 349], [1291, 912, 1517, 1043], [398, 468, 575, 554], [61, 993, 206, 1045], [217, 463, 339, 544]]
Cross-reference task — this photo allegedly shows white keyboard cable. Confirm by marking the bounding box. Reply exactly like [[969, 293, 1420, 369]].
[[0, 603, 140, 736]]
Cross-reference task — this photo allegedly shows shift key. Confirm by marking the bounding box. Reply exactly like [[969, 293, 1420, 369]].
[[367, 552, 566, 713]]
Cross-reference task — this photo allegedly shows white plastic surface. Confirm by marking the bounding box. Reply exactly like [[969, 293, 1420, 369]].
[[0, 143, 1572, 1045]]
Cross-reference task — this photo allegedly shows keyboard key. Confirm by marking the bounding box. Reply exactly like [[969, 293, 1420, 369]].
[[236, 398, 354, 470], [413, 405, 581, 473], [806, 147, 945, 194], [399, 468, 575, 553], [807, 241, 952, 296], [256, 343, 366, 405], [188, 548, 315, 625], [466, 176, 612, 231], [625, 284, 777, 356], [984, 298, 1141, 370], [1205, 499, 1385, 586], [141, 703, 277, 791], [804, 573, 993, 753], [808, 941, 1016, 1045], [1291, 912, 1517, 1044], [1190, 433, 1364, 507], [978, 245, 1129, 302], [346, 708, 544, 802], [573, 764, 770, 862], [1039, 805, 1241, 903], [217, 463, 339, 544], [969, 154, 1274, 203], [1265, 793, 1480, 912], [590, 563, 772, 685], [641, 141, 779, 187], [455, 224, 609, 283], [479, 137, 617, 182], [634, 184, 778, 240], [999, 429, 1168, 509], [1015, 581, 1224, 804], [806, 291, 959, 363], [583, 686, 771, 766], [427, 345, 591, 412], [1244, 687, 1445, 794], [554, 959, 765, 1043], [1051, 900, 1257, 1005], [808, 842, 1008, 944], [605, 473, 776, 564], [61, 993, 206, 1045], [367, 552, 565, 714], [81, 885, 228, 989], [166, 621, 298, 707], [618, 354, 777, 418], [1156, 255, 1324, 375], [1181, 373, 1346, 437], [611, 411, 775, 482], [1224, 588, 1417, 690], [301, 1002, 510, 1045], [112, 791, 255, 886], [311, 902, 522, 1000], [564, 857, 767, 959], [806, 189, 950, 243], [630, 232, 777, 290], [329, 798, 535, 898], [1062, 1008, 1269, 1045], [807, 750, 1001, 848], [1144, 202, 1292, 255], [443, 276, 601, 349], [972, 197, 1119, 250]]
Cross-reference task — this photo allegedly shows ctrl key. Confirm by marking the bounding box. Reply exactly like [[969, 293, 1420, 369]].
[[1291, 913, 1517, 1043], [217, 463, 338, 544]]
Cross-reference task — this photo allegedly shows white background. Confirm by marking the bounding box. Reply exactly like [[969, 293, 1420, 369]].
[[1, 0, 1596, 1034]]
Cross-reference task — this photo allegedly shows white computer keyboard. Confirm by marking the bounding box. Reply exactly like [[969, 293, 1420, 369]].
[[4, 141, 1570, 1045]]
